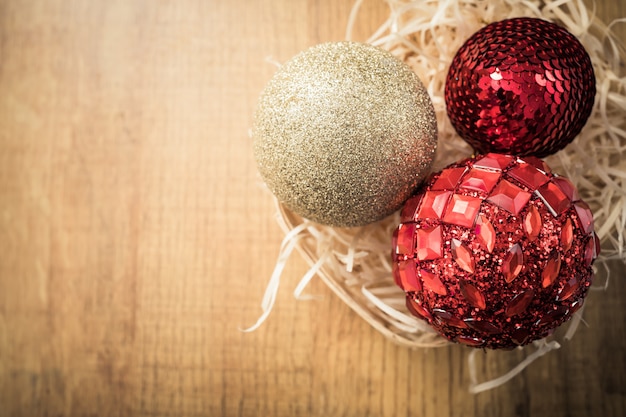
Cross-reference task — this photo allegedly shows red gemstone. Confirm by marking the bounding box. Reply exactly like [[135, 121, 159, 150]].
[[473, 153, 514, 171], [432, 308, 468, 328], [505, 290, 535, 317], [536, 181, 570, 217], [553, 176, 580, 201], [557, 276, 580, 301], [536, 305, 569, 326], [451, 239, 475, 273], [397, 259, 421, 292], [593, 232, 601, 258], [487, 180, 531, 215], [460, 168, 501, 194], [400, 195, 422, 222], [561, 218, 574, 252], [445, 18, 595, 158], [464, 318, 502, 334], [392, 225, 398, 249], [570, 298, 584, 314], [502, 243, 524, 283], [475, 214, 496, 253], [508, 163, 550, 190], [416, 190, 451, 220], [393, 153, 597, 349], [406, 296, 432, 320], [574, 201, 594, 235], [584, 236, 595, 266], [415, 225, 443, 261], [519, 156, 551, 174], [523, 205, 542, 241], [460, 281, 486, 309], [395, 223, 416, 255], [442, 194, 482, 228], [510, 328, 530, 345], [431, 167, 467, 191], [456, 335, 485, 347], [392, 261, 401, 287], [420, 269, 447, 295], [541, 254, 562, 288]]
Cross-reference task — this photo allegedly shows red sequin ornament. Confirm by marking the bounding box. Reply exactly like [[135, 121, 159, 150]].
[[392, 154, 598, 349], [445, 18, 595, 157]]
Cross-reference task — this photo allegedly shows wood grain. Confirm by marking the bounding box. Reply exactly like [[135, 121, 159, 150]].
[[0, 1, 624, 416]]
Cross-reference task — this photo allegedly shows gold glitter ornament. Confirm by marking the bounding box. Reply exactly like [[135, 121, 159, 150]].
[[253, 41, 437, 227]]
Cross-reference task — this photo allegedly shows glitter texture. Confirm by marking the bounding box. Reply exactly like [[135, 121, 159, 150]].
[[253, 42, 437, 227], [392, 154, 598, 349], [445, 18, 595, 157]]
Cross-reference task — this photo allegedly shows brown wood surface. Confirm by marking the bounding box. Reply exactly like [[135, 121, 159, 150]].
[[0, 1, 625, 416]]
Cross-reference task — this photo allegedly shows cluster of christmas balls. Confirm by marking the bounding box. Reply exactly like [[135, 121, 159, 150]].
[[253, 18, 598, 349]]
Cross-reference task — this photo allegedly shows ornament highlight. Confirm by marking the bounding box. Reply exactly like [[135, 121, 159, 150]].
[[445, 18, 595, 157], [253, 41, 437, 227], [392, 153, 599, 349]]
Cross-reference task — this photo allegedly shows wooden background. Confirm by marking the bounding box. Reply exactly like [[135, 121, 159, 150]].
[[0, 1, 624, 416]]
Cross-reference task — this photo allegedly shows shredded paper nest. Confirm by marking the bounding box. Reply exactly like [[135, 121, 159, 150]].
[[247, 0, 626, 392]]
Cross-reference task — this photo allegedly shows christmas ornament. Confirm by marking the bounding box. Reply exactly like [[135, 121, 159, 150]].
[[392, 153, 599, 349], [445, 18, 595, 157], [253, 41, 437, 227]]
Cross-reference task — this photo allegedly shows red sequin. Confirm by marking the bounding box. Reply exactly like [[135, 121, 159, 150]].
[[445, 18, 595, 157]]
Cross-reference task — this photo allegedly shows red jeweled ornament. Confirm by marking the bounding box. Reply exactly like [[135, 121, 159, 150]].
[[392, 153, 599, 349], [445, 18, 595, 158]]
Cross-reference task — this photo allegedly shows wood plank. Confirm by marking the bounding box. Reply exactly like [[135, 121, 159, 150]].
[[0, 0, 624, 416]]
